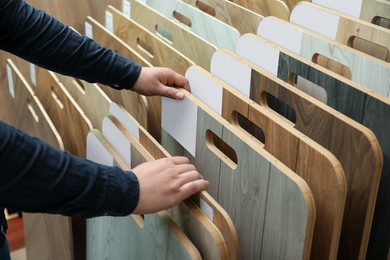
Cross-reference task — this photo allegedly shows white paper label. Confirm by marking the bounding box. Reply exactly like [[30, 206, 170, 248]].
[[85, 22, 93, 39], [7, 64, 14, 98], [109, 103, 140, 141], [123, 0, 131, 18], [30, 63, 36, 87], [162, 96, 197, 157], [200, 198, 214, 221], [105, 11, 114, 33], [86, 131, 114, 166]]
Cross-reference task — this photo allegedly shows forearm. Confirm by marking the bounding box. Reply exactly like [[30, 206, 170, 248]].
[[0, 0, 141, 89], [0, 121, 139, 218]]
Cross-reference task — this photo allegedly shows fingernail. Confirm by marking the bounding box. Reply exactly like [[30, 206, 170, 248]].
[[176, 92, 184, 99]]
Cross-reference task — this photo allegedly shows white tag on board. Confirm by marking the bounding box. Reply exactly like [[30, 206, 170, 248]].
[[105, 11, 114, 33], [85, 22, 93, 39], [30, 63, 36, 87], [123, 0, 131, 18], [7, 64, 14, 98]]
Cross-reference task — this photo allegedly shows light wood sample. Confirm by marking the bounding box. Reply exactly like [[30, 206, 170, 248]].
[[258, 16, 390, 99], [145, 0, 240, 51], [130, 0, 218, 71], [290, 2, 390, 62], [227, 0, 290, 20]]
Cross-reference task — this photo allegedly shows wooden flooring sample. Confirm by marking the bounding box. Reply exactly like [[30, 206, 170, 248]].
[[258, 16, 390, 99], [290, 2, 390, 62], [187, 65, 346, 260], [108, 102, 240, 259], [228, 0, 290, 21], [312, 0, 390, 29], [180, 0, 263, 34], [129, 0, 217, 71], [145, 0, 240, 52], [86, 129, 201, 260], [234, 36, 385, 260], [84, 16, 158, 140], [34, 66, 92, 157], [6, 60, 76, 260], [161, 89, 315, 259]]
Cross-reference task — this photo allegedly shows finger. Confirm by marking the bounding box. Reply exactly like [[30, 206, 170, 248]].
[[172, 163, 197, 174], [166, 70, 191, 92], [178, 179, 209, 199], [170, 156, 191, 165], [174, 170, 203, 187]]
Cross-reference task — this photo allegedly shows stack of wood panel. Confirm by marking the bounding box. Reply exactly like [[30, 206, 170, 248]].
[[0, 0, 389, 259]]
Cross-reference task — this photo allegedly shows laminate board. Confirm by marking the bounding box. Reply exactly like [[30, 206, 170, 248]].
[[129, 0, 218, 71], [6, 60, 75, 260], [83, 16, 156, 140], [144, 0, 240, 52], [33, 66, 93, 157], [227, 0, 290, 21], [53, 74, 110, 130], [187, 65, 345, 260], [312, 0, 390, 29], [104, 115, 230, 259], [161, 89, 315, 259], [180, 0, 263, 34], [290, 2, 390, 62], [233, 35, 388, 258], [86, 129, 201, 260], [108, 102, 240, 259], [258, 16, 390, 99], [106, 6, 194, 76]]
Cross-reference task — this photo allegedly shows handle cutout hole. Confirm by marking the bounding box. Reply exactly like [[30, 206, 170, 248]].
[[74, 79, 86, 95], [173, 11, 192, 28], [132, 214, 145, 228], [196, 1, 216, 17], [373, 16, 390, 30], [262, 92, 297, 124], [27, 99, 39, 123], [289, 74, 328, 104], [348, 36, 390, 62], [136, 38, 154, 58], [312, 53, 352, 80], [232, 111, 265, 147], [206, 130, 237, 170], [155, 24, 173, 44], [51, 86, 64, 110]]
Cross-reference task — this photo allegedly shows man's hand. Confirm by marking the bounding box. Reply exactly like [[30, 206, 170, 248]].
[[132, 67, 190, 100], [131, 156, 209, 214]]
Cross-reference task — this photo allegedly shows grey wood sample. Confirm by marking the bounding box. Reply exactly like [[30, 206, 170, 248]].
[[86, 129, 201, 260], [161, 90, 315, 259]]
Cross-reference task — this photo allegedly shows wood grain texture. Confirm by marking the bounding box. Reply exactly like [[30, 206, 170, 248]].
[[107, 5, 195, 75], [34, 67, 92, 157], [108, 104, 240, 260], [6, 60, 76, 260], [161, 90, 315, 259], [145, 0, 240, 51], [86, 130, 201, 260], [104, 116, 227, 259], [227, 0, 290, 20], [291, 2, 390, 62], [84, 16, 159, 141], [259, 16, 390, 99], [192, 64, 345, 260], [235, 36, 384, 259], [181, 0, 264, 34], [54, 74, 111, 129], [130, 0, 218, 71]]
